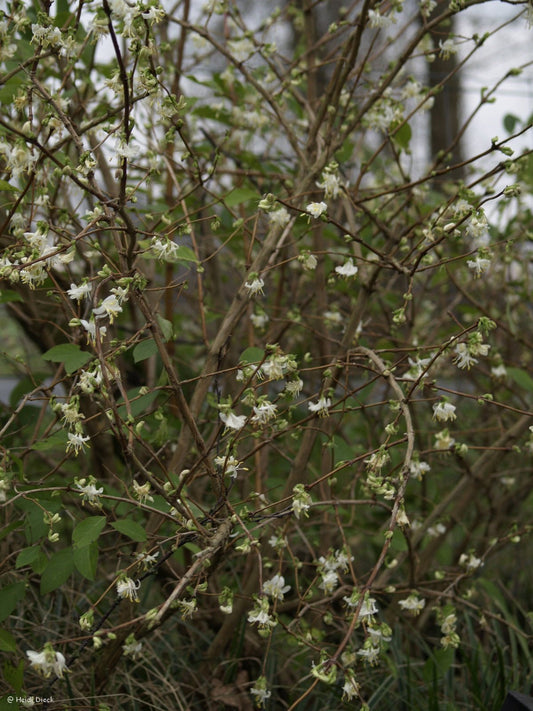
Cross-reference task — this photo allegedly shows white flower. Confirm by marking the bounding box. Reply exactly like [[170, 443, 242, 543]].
[[453, 343, 478, 370], [342, 673, 360, 701], [93, 294, 123, 323], [459, 552, 483, 571], [132, 480, 154, 504], [317, 171, 342, 199], [116, 577, 140, 602], [251, 401, 277, 424], [66, 432, 90, 456], [409, 459, 430, 480], [335, 258, 358, 277], [368, 623, 392, 643], [135, 551, 159, 569], [324, 309, 342, 325], [284, 378, 303, 397], [177, 598, 197, 618], [250, 312, 269, 329], [59, 400, 85, 427], [435, 429, 455, 450], [398, 593, 426, 615], [248, 597, 276, 628], [141, 3, 165, 23], [292, 484, 312, 519], [319, 570, 339, 593], [397, 508, 410, 528], [433, 401, 456, 422], [26, 650, 49, 676], [75, 478, 103, 505], [365, 448, 390, 472], [227, 37, 255, 62], [466, 211, 488, 241], [78, 365, 104, 394], [0, 477, 9, 503], [263, 574, 291, 601], [343, 592, 378, 618], [123, 636, 143, 659], [404, 355, 433, 380], [269, 206, 290, 226], [268, 534, 287, 550], [79, 318, 107, 345], [439, 38, 458, 59], [115, 140, 139, 160], [420, 0, 437, 17], [305, 201, 327, 218], [214, 455, 247, 478], [150, 237, 180, 261], [250, 676, 271, 707], [368, 9, 396, 28], [427, 523, 446, 537], [300, 251, 318, 270], [67, 282, 92, 302], [26, 646, 68, 678], [244, 277, 264, 296], [467, 256, 491, 278], [357, 645, 381, 665], [308, 397, 331, 416], [220, 411, 247, 430], [491, 364, 507, 379]]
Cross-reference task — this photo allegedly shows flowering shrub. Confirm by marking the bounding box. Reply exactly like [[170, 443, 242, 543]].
[[0, 1, 532, 709]]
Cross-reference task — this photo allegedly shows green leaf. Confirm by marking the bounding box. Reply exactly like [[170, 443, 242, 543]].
[[225, 187, 258, 207], [0, 696, 20, 711], [422, 647, 454, 683], [9, 374, 47, 410], [42, 344, 92, 374], [0, 180, 18, 192], [335, 140, 354, 163], [174, 245, 198, 263], [72, 516, 106, 549], [0, 629, 16, 653], [157, 315, 174, 341], [55, 0, 72, 26], [111, 519, 147, 542], [133, 339, 158, 363], [0, 521, 22, 542], [40, 548, 74, 595], [117, 387, 159, 417], [389, 529, 408, 553], [3, 660, 24, 694], [392, 122, 412, 151], [15, 546, 41, 569], [73, 542, 99, 581], [507, 367, 533, 393], [0, 582, 26, 623], [0, 289, 23, 303], [31, 429, 68, 452], [503, 113, 520, 134], [0, 75, 25, 105], [239, 347, 265, 365]]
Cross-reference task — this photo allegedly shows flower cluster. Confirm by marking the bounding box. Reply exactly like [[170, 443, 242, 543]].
[[292, 484, 312, 519], [248, 595, 277, 631], [317, 549, 353, 594], [437, 607, 461, 649], [26, 644, 68, 678], [433, 400, 456, 422], [74, 477, 104, 507], [398, 592, 426, 615], [262, 573, 291, 601], [116, 576, 141, 603]]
